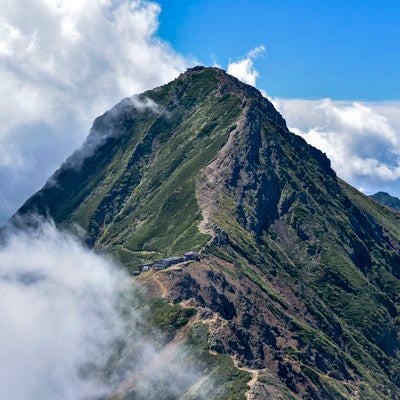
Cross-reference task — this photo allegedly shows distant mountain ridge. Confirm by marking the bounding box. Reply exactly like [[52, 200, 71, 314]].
[[16, 67, 400, 399], [370, 191, 400, 211]]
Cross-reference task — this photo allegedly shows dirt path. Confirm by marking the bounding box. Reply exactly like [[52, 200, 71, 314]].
[[144, 269, 259, 399], [351, 380, 360, 400], [179, 305, 259, 399], [232, 357, 259, 399], [151, 275, 169, 298], [120, 245, 156, 255]]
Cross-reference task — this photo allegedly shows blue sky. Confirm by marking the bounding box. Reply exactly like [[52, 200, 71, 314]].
[[157, 0, 400, 100], [1, 0, 400, 222]]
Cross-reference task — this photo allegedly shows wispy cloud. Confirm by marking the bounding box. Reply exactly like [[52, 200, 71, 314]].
[[0, 0, 190, 222], [227, 45, 266, 87], [64, 95, 162, 170]]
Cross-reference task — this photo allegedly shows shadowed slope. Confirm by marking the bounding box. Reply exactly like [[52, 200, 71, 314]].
[[371, 191, 400, 211]]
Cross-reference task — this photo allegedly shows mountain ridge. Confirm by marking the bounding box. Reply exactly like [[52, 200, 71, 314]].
[[15, 67, 400, 399], [370, 191, 400, 211]]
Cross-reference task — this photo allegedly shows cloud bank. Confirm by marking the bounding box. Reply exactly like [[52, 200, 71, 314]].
[[0, 0, 189, 222], [0, 220, 209, 400], [0, 222, 126, 399], [273, 98, 400, 196]]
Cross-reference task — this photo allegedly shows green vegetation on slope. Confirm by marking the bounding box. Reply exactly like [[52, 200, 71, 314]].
[[16, 67, 400, 399], [17, 68, 241, 264]]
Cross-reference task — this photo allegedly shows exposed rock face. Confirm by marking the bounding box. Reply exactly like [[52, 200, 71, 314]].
[[16, 67, 400, 399]]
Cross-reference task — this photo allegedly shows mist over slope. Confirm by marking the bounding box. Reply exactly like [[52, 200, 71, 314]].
[[0, 222, 126, 399], [1, 221, 231, 400], [0, 218, 253, 400], [15, 67, 400, 399]]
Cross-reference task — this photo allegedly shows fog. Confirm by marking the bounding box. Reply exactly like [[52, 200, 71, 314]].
[[0, 220, 208, 400]]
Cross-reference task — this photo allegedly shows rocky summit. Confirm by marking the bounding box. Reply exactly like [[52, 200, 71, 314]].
[[17, 67, 400, 399]]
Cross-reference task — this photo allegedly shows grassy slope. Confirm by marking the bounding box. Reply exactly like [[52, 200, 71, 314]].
[[198, 102, 400, 398], [18, 69, 242, 266]]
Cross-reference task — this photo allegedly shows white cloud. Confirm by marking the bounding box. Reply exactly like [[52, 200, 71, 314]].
[[0, 221, 126, 399], [228, 48, 400, 198], [272, 98, 400, 196], [227, 45, 265, 87], [0, 0, 190, 222], [0, 220, 209, 399]]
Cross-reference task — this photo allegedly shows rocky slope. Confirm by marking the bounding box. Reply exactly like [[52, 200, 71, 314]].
[[16, 67, 400, 399]]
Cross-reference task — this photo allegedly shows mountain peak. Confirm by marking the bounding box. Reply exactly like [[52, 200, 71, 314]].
[[181, 65, 288, 129], [14, 67, 400, 399], [16, 65, 329, 251], [370, 191, 400, 211]]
